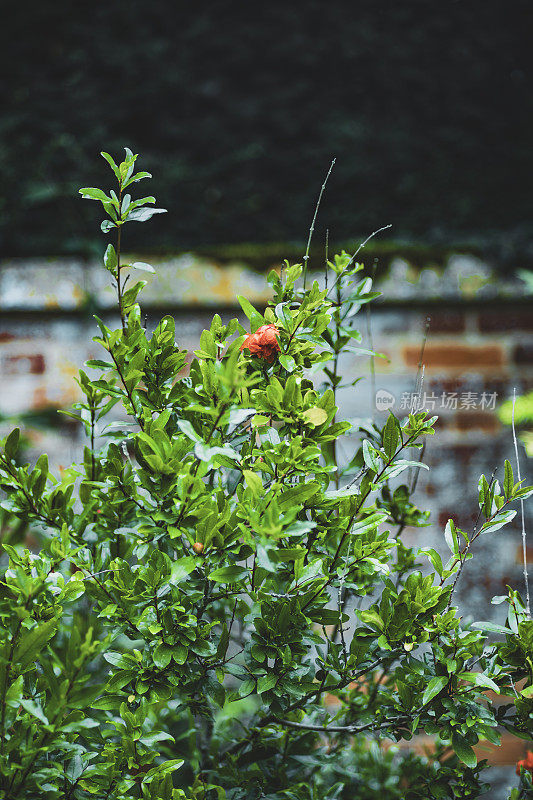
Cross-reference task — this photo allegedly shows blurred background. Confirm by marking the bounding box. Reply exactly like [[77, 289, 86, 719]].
[[1, 0, 532, 794], [1, 0, 533, 258]]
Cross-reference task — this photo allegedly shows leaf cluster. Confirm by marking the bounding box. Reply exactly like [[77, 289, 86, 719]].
[[0, 152, 531, 800]]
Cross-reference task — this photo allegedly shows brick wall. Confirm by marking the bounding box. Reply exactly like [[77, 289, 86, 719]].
[[0, 253, 531, 794]]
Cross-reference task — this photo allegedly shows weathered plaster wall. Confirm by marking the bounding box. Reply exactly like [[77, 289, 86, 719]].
[[1, 252, 531, 788]]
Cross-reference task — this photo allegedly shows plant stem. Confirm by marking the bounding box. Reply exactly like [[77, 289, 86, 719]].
[[116, 185, 126, 334]]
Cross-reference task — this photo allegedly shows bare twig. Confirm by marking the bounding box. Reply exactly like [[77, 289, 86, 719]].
[[366, 259, 378, 422], [345, 224, 392, 270], [512, 388, 530, 616], [324, 228, 329, 293], [327, 224, 392, 298], [303, 159, 336, 290], [407, 316, 431, 487]]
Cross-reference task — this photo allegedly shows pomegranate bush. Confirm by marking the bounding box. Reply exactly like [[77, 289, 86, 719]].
[[0, 150, 532, 800]]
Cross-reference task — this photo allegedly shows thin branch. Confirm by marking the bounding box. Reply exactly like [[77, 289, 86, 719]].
[[324, 228, 329, 293], [222, 659, 383, 759], [407, 317, 430, 487], [366, 259, 378, 422], [327, 224, 392, 298], [345, 224, 392, 270], [445, 468, 497, 609], [303, 159, 336, 290], [273, 717, 377, 735], [512, 388, 530, 616]]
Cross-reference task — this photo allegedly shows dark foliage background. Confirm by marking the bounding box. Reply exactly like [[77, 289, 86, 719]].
[[1, 0, 532, 257]]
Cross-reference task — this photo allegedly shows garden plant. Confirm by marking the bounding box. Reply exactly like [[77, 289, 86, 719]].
[[0, 150, 532, 800]]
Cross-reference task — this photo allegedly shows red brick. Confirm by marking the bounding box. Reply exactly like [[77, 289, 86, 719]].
[[514, 343, 533, 364], [4, 354, 45, 375], [403, 344, 504, 370], [438, 510, 477, 529], [427, 377, 509, 396], [478, 308, 533, 333], [426, 311, 466, 334], [388, 733, 528, 766], [432, 444, 478, 469], [455, 411, 500, 432]]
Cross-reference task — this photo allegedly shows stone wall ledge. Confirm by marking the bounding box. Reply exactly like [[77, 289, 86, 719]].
[[0, 253, 529, 312]]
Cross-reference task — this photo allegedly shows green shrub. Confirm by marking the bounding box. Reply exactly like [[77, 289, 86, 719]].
[[0, 150, 532, 800]]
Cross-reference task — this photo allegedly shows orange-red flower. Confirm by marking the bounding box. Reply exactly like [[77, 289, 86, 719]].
[[516, 750, 533, 776], [240, 324, 280, 363]]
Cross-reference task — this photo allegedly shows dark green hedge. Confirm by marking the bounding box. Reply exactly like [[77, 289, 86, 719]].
[[1, 0, 532, 257]]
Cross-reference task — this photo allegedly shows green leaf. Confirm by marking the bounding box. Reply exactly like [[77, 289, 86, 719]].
[[92, 694, 126, 710], [237, 295, 263, 326], [351, 512, 388, 535], [480, 509, 516, 533], [177, 419, 200, 441], [172, 644, 188, 664], [471, 621, 510, 635], [106, 669, 137, 692], [421, 547, 443, 577], [103, 244, 117, 272], [170, 557, 197, 584], [5, 675, 23, 706], [362, 439, 381, 472], [154, 644, 172, 668], [243, 470, 263, 497], [79, 187, 110, 202], [459, 672, 500, 693], [257, 674, 277, 693], [4, 428, 20, 459], [302, 407, 328, 427], [359, 609, 384, 631], [100, 151, 120, 179], [144, 759, 184, 782], [381, 460, 429, 481], [504, 459, 514, 498], [208, 565, 248, 583], [422, 676, 447, 705], [278, 481, 321, 511], [123, 171, 152, 188], [278, 353, 296, 372], [15, 617, 58, 669], [451, 732, 477, 768], [127, 207, 167, 223], [20, 698, 48, 724], [238, 678, 255, 697], [130, 261, 155, 273], [382, 413, 400, 457], [101, 219, 115, 234], [444, 519, 459, 554]]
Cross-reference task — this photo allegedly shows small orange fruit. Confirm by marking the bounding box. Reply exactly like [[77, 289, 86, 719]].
[[192, 542, 204, 555]]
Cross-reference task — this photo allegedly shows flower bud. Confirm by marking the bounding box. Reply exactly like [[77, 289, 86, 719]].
[[240, 324, 281, 362]]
